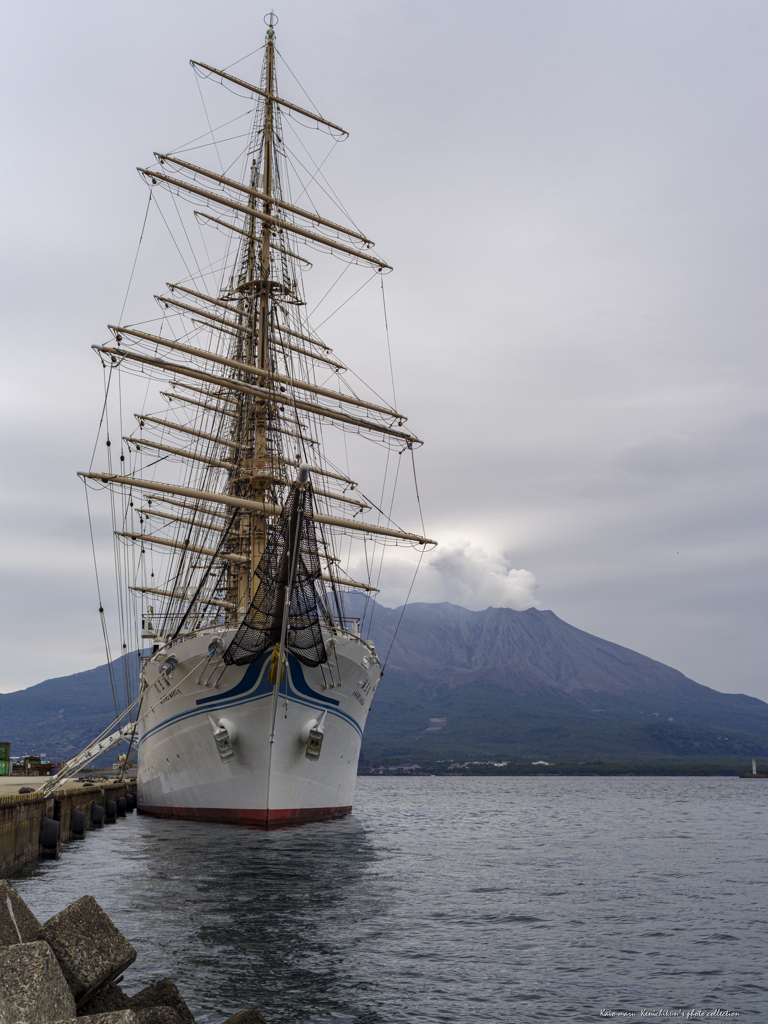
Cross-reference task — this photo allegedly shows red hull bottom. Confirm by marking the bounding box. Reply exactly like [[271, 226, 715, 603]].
[[137, 803, 353, 828]]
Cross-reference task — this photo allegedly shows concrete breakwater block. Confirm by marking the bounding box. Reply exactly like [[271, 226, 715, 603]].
[[78, 980, 246, 1024], [55, 1013, 140, 1024], [221, 1011, 268, 1024], [127, 980, 196, 1024], [2, 891, 268, 1024], [37, 895, 137, 1006], [0, 879, 42, 946], [0, 939, 77, 1024], [78, 982, 188, 1024], [134, 1008, 184, 1024], [78, 981, 131, 1016]]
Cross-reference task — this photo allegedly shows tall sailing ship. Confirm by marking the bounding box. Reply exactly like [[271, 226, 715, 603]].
[[81, 17, 433, 826]]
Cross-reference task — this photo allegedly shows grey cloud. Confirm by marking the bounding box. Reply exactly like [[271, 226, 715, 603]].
[[0, 0, 765, 701]]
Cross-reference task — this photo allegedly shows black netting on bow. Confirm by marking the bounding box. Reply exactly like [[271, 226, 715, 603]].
[[223, 482, 327, 668]]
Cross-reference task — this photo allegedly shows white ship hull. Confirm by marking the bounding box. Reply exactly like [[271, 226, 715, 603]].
[[136, 625, 380, 827]]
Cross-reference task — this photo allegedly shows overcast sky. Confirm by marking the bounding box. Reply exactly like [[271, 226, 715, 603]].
[[0, 0, 765, 701]]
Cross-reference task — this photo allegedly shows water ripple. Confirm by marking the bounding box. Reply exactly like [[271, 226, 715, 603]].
[[11, 777, 767, 1022]]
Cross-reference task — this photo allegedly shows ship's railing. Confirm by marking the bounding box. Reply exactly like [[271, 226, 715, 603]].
[[333, 617, 360, 635]]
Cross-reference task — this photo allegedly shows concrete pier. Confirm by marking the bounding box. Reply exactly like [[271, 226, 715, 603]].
[[0, 777, 138, 878]]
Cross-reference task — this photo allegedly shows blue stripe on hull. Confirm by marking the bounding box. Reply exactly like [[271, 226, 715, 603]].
[[139, 653, 362, 747]]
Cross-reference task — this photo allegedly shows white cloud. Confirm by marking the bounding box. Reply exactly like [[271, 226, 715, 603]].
[[424, 543, 542, 611], [366, 542, 542, 612]]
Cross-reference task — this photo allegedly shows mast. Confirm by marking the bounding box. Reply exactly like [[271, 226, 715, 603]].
[[231, 16, 278, 614]]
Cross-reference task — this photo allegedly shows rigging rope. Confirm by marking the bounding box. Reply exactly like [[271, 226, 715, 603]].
[[194, 71, 225, 173], [382, 545, 426, 674], [83, 482, 120, 720], [224, 482, 327, 668], [119, 193, 153, 324], [313, 271, 378, 331], [169, 507, 240, 640], [381, 277, 398, 409]]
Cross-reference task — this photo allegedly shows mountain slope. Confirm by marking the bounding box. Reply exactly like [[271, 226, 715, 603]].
[[346, 600, 768, 759], [362, 666, 768, 760], [353, 600, 768, 727], [0, 662, 127, 760]]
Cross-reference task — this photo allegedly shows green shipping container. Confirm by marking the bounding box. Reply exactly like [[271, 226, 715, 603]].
[[0, 741, 9, 776]]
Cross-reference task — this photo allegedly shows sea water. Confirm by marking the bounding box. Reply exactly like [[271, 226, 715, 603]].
[[12, 777, 768, 1023]]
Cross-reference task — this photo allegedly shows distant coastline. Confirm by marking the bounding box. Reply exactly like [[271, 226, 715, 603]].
[[359, 756, 758, 777]]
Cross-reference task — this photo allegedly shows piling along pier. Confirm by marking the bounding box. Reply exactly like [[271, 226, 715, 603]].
[[0, 777, 138, 878]]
